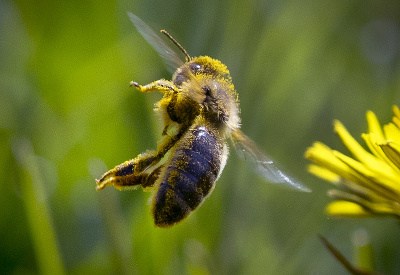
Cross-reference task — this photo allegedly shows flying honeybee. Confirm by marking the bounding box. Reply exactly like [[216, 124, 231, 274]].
[[96, 12, 310, 228]]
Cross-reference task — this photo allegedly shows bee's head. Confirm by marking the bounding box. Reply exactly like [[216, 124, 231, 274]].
[[200, 79, 240, 131], [176, 56, 240, 131], [173, 56, 231, 86]]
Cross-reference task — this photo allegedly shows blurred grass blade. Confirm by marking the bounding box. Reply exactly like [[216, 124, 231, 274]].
[[13, 138, 65, 275], [97, 190, 135, 274], [319, 235, 379, 275], [352, 229, 375, 273]]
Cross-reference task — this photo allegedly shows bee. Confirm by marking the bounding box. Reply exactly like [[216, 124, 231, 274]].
[[96, 12, 310, 228]]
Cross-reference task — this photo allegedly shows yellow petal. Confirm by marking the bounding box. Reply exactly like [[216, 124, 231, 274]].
[[380, 141, 400, 171], [307, 164, 340, 183], [362, 133, 400, 181], [392, 116, 400, 130], [368, 201, 400, 216], [333, 151, 371, 177], [326, 201, 372, 217], [329, 152, 394, 201], [384, 123, 400, 141], [393, 105, 400, 128], [334, 149, 400, 198], [366, 111, 384, 139], [331, 150, 377, 188], [305, 142, 362, 184], [334, 121, 383, 169], [328, 193, 399, 217], [361, 133, 400, 175]]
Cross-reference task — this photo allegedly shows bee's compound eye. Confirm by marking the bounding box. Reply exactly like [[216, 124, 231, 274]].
[[189, 63, 202, 73], [202, 86, 211, 96]]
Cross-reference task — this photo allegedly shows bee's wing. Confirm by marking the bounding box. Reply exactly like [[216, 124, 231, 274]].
[[127, 12, 184, 73], [231, 129, 311, 192]]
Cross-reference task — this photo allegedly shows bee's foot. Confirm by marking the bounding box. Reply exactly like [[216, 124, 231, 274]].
[[130, 81, 140, 87], [96, 177, 111, 191]]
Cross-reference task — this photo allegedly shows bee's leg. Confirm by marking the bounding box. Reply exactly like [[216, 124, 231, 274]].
[[97, 126, 187, 191], [130, 79, 179, 93], [96, 154, 165, 191], [141, 165, 164, 189], [96, 153, 152, 191]]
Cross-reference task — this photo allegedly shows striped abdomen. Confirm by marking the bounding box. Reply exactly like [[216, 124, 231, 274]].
[[153, 125, 226, 227]]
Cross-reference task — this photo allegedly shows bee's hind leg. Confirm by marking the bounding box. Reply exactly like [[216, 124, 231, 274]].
[[96, 134, 177, 191], [96, 122, 187, 191], [96, 150, 160, 191]]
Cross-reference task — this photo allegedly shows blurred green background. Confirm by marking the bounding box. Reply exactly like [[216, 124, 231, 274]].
[[1, 0, 400, 274]]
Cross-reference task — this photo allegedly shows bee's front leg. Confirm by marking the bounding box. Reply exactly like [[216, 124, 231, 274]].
[[130, 79, 179, 93]]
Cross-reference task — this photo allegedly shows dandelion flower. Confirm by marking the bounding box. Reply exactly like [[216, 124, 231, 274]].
[[305, 106, 400, 219]]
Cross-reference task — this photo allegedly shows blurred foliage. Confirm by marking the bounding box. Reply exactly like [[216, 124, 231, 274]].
[[1, 0, 400, 274]]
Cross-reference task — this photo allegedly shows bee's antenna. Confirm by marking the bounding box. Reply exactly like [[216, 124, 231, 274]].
[[161, 30, 191, 62]]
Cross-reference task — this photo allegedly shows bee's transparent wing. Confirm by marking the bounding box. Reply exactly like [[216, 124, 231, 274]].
[[231, 129, 311, 192], [127, 12, 184, 73]]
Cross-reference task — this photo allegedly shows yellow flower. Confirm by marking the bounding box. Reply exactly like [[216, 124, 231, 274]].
[[305, 106, 400, 219]]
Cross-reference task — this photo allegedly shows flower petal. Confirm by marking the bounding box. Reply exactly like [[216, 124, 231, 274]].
[[383, 123, 400, 141], [380, 141, 400, 171], [393, 105, 400, 129], [334, 121, 383, 169], [366, 111, 384, 139], [362, 133, 400, 175], [327, 190, 400, 217], [334, 149, 400, 198], [325, 201, 372, 217], [307, 164, 340, 183], [305, 142, 363, 184]]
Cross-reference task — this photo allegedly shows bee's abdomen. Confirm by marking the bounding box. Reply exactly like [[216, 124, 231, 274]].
[[153, 125, 224, 227]]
